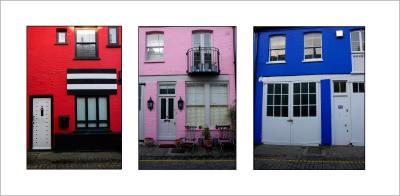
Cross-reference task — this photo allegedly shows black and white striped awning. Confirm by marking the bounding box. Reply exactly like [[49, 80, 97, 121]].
[[67, 68, 117, 95]]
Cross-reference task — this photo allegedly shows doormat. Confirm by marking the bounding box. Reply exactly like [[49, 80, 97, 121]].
[[170, 148, 186, 153], [159, 144, 176, 148]]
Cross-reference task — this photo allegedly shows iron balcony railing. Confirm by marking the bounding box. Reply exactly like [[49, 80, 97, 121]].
[[186, 47, 220, 75]]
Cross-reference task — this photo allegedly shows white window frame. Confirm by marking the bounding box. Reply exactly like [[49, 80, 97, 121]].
[[332, 80, 348, 96], [146, 32, 164, 61], [268, 35, 286, 64], [350, 29, 365, 53], [303, 32, 323, 62]]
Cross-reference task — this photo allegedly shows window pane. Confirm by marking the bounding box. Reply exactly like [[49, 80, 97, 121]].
[[186, 106, 205, 126], [167, 88, 175, 94], [282, 106, 288, 117], [294, 94, 300, 105], [359, 83, 365, 92], [278, 49, 285, 61], [147, 33, 164, 47], [274, 106, 281, 116], [274, 84, 281, 94], [88, 97, 97, 121], [301, 83, 308, 93], [211, 106, 230, 127], [267, 106, 273, 116], [315, 47, 322, 58], [294, 83, 300, 93], [267, 84, 274, 94], [304, 48, 313, 59], [351, 42, 361, 52], [168, 98, 174, 119], [109, 27, 117, 44], [76, 44, 96, 57], [270, 36, 285, 49], [203, 33, 212, 47], [211, 84, 228, 105], [353, 83, 359, 93], [304, 38, 313, 47], [301, 106, 308, 116], [309, 82, 316, 93], [147, 47, 164, 60], [77, 123, 86, 128], [76, 29, 96, 43], [187, 84, 204, 105], [282, 95, 288, 105], [309, 106, 317, 116], [99, 123, 108, 127], [269, 50, 278, 62], [77, 97, 86, 121], [267, 95, 273, 105], [98, 97, 107, 121], [351, 31, 360, 42], [274, 95, 281, 105], [88, 123, 96, 128], [309, 94, 316, 104], [161, 98, 166, 119], [301, 94, 308, 105], [334, 82, 340, 93], [58, 32, 66, 43], [340, 82, 346, 92], [293, 106, 300, 117], [160, 88, 167, 94], [282, 84, 288, 94], [313, 36, 322, 47]]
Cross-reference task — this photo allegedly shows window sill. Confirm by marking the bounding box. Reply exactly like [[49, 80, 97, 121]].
[[302, 59, 323, 63], [74, 57, 101, 60], [144, 60, 165, 63], [55, 43, 68, 45], [106, 44, 121, 48], [266, 61, 286, 64]]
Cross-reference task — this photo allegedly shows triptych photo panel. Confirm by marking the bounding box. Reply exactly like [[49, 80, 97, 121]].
[[26, 26, 364, 170]]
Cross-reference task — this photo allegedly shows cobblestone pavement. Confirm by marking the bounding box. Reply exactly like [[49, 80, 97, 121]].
[[139, 159, 236, 170], [27, 151, 121, 169], [254, 145, 365, 170], [254, 158, 365, 170]]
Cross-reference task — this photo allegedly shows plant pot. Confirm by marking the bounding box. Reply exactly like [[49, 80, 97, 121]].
[[144, 137, 154, 147]]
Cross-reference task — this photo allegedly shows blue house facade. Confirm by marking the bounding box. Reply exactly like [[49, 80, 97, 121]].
[[254, 27, 365, 146]]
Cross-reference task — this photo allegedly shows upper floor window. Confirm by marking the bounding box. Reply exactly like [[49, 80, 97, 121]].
[[269, 35, 286, 62], [351, 30, 365, 52], [304, 33, 322, 60], [146, 32, 164, 61], [192, 32, 213, 67], [75, 28, 98, 59], [56, 29, 67, 44], [108, 26, 119, 47]]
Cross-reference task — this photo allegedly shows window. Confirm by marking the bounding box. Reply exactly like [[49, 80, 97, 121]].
[[186, 83, 229, 128], [75, 28, 98, 59], [351, 30, 365, 52], [353, 82, 365, 93], [56, 29, 67, 44], [266, 83, 289, 117], [186, 84, 206, 127], [192, 32, 213, 67], [269, 35, 286, 62], [304, 33, 322, 60], [146, 33, 164, 61], [333, 81, 347, 93], [108, 26, 119, 46], [293, 82, 317, 117], [159, 84, 175, 95], [76, 96, 109, 129], [210, 84, 230, 127]]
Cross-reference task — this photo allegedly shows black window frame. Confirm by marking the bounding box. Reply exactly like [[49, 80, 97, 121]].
[[75, 96, 110, 130], [56, 28, 67, 44], [107, 26, 120, 47], [74, 27, 99, 60]]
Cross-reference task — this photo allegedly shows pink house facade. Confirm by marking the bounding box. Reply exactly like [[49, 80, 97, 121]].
[[139, 27, 236, 144]]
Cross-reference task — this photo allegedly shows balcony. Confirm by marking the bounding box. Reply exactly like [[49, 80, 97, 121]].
[[186, 47, 220, 75], [351, 52, 365, 73]]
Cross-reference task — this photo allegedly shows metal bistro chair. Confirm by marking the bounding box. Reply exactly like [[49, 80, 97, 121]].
[[182, 126, 197, 153], [217, 125, 235, 152]]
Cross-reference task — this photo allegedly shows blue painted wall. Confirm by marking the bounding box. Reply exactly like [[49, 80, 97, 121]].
[[321, 79, 332, 145], [255, 27, 363, 78]]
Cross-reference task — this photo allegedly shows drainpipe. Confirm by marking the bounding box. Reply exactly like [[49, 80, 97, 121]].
[[232, 26, 237, 100]]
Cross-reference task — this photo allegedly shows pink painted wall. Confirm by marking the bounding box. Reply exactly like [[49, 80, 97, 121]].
[[139, 27, 236, 144]]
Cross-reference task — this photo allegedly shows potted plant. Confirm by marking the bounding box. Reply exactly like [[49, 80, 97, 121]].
[[202, 127, 212, 149]]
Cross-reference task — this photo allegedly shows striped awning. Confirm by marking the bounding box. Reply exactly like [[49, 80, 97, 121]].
[[67, 68, 117, 95]]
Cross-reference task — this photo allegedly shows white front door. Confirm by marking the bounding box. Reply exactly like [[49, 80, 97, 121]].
[[32, 97, 52, 150], [262, 81, 320, 145], [158, 84, 176, 140], [350, 82, 365, 146], [138, 85, 145, 141], [331, 81, 352, 145]]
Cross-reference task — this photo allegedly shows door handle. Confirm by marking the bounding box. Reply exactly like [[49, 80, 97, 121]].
[[287, 119, 293, 122]]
